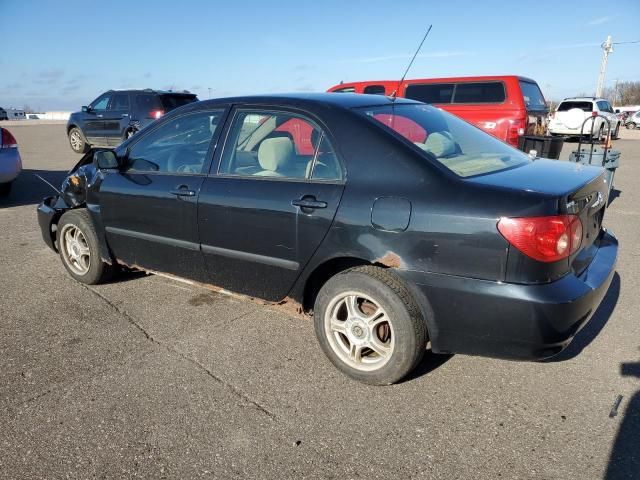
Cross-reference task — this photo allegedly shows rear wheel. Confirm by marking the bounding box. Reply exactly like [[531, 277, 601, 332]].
[[57, 209, 113, 284], [314, 266, 427, 385], [68, 127, 89, 154], [627, 122, 636, 130], [613, 123, 620, 139]]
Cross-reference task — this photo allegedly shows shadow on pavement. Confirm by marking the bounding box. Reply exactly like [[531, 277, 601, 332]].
[[548, 272, 620, 362], [607, 188, 621, 207], [0, 168, 68, 208], [605, 360, 640, 479], [402, 351, 454, 383]]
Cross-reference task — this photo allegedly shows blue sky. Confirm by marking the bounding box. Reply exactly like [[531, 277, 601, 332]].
[[1, 0, 638, 110]]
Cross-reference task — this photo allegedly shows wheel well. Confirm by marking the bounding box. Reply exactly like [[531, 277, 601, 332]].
[[67, 124, 77, 134], [302, 257, 372, 312]]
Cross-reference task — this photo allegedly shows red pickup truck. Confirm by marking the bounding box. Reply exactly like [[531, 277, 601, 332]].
[[328, 76, 548, 147]]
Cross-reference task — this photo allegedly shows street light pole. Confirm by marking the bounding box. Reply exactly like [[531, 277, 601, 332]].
[[596, 35, 613, 97]]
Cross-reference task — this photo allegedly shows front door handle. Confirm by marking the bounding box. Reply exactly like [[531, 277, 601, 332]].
[[292, 196, 327, 209], [170, 186, 196, 197]]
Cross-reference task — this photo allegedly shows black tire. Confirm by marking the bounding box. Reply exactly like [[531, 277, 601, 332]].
[[613, 123, 620, 139], [68, 127, 90, 154], [313, 265, 427, 385], [124, 127, 137, 140], [626, 122, 636, 130], [0, 182, 11, 197], [57, 209, 113, 284]]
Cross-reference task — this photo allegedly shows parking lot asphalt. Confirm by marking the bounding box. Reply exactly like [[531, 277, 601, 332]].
[[1, 123, 639, 479]]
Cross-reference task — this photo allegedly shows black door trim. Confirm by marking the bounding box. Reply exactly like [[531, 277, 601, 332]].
[[201, 244, 299, 270], [105, 226, 200, 251]]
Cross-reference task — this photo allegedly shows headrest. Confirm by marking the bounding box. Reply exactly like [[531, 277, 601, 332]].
[[423, 131, 456, 157], [258, 137, 294, 172]]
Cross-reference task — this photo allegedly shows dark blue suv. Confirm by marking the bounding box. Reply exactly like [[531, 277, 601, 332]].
[[66, 89, 198, 153]]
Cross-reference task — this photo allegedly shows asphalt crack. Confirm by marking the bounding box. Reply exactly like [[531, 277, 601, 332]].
[[83, 284, 276, 420]]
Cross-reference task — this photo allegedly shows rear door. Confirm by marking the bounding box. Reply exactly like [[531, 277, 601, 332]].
[[99, 108, 228, 281], [197, 107, 345, 301], [103, 93, 130, 145]]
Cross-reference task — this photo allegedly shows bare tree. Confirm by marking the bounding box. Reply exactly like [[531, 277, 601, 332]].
[[603, 81, 640, 106]]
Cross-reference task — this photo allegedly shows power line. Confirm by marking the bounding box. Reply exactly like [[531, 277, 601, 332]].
[[613, 40, 640, 45]]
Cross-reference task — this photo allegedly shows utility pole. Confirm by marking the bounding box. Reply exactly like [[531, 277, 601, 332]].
[[613, 78, 619, 108], [596, 35, 613, 97]]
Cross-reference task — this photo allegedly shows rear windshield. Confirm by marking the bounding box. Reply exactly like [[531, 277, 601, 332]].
[[356, 104, 529, 177], [519, 81, 547, 110], [160, 94, 197, 110], [558, 101, 592, 112], [405, 81, 505, 104]]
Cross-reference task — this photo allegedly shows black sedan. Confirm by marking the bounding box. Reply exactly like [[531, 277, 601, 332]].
[[37, 93, 617, 385]]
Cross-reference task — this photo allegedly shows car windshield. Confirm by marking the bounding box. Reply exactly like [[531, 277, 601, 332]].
[[356, 103, 530, 177]]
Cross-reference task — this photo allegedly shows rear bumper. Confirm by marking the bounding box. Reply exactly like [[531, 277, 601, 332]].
[[0, 148, 22, 183], [399, 230, 618, 360]]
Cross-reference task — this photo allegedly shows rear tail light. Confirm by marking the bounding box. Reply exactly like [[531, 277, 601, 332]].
[[507, 118, 526, 146], [592, 111, 597, 117], [148, 109, 165, 119], [497, 215, 582, 263], [0, 128, 18, 149]]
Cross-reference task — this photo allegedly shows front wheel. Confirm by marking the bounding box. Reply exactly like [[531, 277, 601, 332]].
[[314, 266, 427, 385], [68, 127, 89, 154], [57, 209, 113, 284], [627, 122, 636, 130]]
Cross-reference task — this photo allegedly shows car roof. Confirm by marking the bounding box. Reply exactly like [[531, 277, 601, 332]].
[[106, 88, 196, 95], [560, 97, 603, 102], [194, 92, 419, 109]]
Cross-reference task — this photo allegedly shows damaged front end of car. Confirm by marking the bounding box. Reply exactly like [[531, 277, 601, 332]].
[[37, 149, 112, 257]]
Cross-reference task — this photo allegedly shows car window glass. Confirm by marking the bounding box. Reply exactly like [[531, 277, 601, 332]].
[[359, 104, 529, 178], [363, 85, 386, 95], [124, 110, 224, 174], [136, 94, 162, 113], [453, 82, 505, 103], [110, 93, 130, 111], [332, 87, 355, 93], [519, 81, 546, 110], [557, 101, 592, 112], [219, 110, 341, 181], [405, 83, 454, 104], [91, 95, 111, 111]]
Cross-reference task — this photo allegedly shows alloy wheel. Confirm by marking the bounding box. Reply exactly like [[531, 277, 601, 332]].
[[60, 224, 91, 275]]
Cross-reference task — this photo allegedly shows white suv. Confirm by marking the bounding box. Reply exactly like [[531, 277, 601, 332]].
[[549, 97, 621, 139]]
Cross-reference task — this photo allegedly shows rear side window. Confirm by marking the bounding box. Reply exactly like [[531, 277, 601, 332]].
[[405, 82, 505, 104], [557, 101, 593, 112], [332, 87, 355, 93], [160, 94, 197, 110], [363, 85, 386, 95], [405, 83, 454, 104], [453, 82, 505, 103], [219, 110, 342, 181], [136, 94, 162, 112], [519, 81, 546, 110], [109, 93, 130, 111]]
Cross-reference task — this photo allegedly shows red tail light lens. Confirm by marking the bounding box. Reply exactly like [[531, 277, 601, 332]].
[[592, 111, 597, 117], [507, 118, 526, 146], [497, 215, 583, 262], [148, 109, 165, 119], [0, 128, 18, 148]]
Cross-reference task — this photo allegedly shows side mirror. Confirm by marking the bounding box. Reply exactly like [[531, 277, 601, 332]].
[[82, 105, 91, 113], [94, 150, 119, 170]]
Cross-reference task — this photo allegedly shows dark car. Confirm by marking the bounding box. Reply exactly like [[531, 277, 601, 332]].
[[66, 89, 198, 153], [0, 107, 8, 121], [38, 93, 617, 385]]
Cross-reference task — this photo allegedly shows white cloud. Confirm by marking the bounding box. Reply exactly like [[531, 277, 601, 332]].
[[586, 15, 615, 26]]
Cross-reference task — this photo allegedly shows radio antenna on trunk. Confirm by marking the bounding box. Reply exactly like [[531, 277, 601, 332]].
[[390, 25, 432, 100]]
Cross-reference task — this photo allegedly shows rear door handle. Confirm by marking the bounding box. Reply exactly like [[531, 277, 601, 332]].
[[292, 197, 327, 209], [170, 187, 196, 197]]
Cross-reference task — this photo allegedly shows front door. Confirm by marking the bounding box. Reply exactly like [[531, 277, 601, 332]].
[[197, 108, 345, 301], [83, 93, 112, 144], [99, 108, 228, 281]]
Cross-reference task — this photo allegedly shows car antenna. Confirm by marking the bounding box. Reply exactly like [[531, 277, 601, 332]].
[[34, 173, 63, 196], [390, 25, 433, 101]]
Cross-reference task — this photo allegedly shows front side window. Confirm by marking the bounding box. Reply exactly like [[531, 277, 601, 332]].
[[219, 110, 342, 181], [91, 94, 111, 111], [124, 110, 225, 174], [357, 103, 529, 178]]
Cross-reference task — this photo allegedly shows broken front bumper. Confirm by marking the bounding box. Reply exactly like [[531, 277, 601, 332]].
[[37, 195, 66, 252]]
